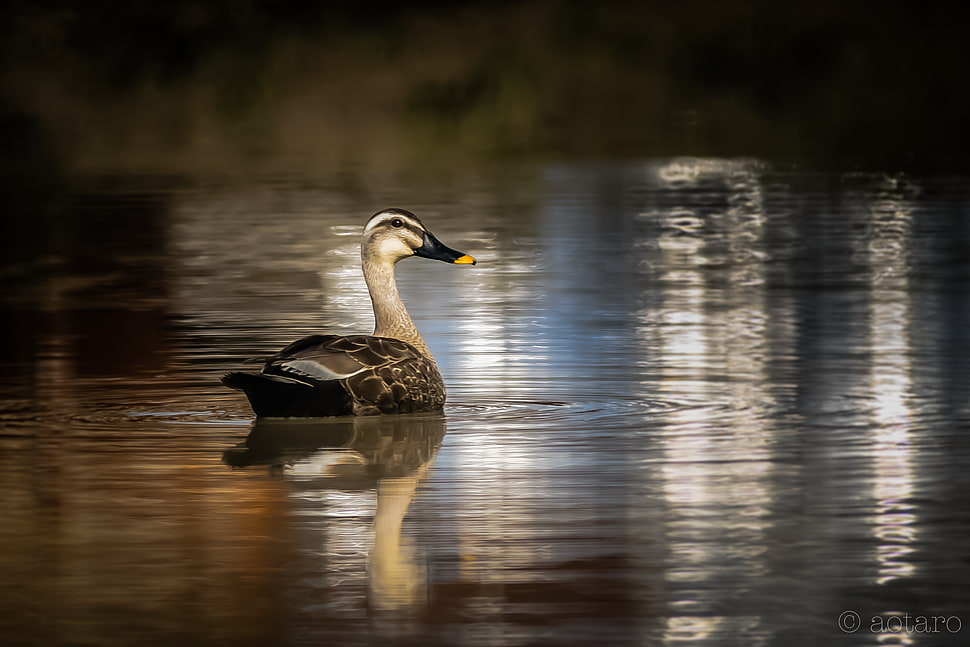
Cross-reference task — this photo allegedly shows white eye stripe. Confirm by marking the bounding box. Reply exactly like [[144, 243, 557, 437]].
[[363, 210, 424, 234]]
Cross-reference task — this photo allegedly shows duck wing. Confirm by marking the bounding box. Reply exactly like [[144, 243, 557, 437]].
[[225, 334, 443, 416], [260, 334, 423, 383]]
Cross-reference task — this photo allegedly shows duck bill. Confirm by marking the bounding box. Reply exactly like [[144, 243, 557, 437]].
[[414, 231, 477, 265]]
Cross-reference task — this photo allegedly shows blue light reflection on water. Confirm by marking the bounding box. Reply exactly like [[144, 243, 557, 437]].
[[426, 160, 969, 645]]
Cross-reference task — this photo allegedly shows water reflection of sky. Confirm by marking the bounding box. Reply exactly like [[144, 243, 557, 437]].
[[161, 160, 969, 644], [3, 159, 969, 646]]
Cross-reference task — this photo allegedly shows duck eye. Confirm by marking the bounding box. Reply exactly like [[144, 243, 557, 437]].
[[390, 218, 404, 228]]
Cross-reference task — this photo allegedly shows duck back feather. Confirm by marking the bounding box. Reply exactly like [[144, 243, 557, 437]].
[[223, 334, 446, 417]]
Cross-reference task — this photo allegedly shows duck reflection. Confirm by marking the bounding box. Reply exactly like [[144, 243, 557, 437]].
[[223, 414, 445, 615]]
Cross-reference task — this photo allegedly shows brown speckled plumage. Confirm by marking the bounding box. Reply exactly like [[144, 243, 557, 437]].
[[223, 209, 474, 417]]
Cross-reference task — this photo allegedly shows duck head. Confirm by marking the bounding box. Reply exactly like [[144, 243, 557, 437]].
[[362, 208, 476, 265]]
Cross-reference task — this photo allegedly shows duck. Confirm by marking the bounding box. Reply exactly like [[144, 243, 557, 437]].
[[222, 208, 476, 417]]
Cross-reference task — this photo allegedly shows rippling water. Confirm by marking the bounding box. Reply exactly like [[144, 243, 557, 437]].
[[1, 159, 968, 646]]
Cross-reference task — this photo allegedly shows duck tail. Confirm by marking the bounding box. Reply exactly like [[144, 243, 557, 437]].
[[222, 372, 353, 417]]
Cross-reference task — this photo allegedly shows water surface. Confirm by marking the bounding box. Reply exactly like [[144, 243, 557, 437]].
[[1, 159, 968, 646]]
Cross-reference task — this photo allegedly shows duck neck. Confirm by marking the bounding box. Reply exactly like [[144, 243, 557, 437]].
[[363, 258, 433, 358]]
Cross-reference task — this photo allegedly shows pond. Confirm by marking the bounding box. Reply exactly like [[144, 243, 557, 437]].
[[1, 158, 968, 646]]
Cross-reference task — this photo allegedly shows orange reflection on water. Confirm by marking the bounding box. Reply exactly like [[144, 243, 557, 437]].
[[2, 431, 293, 646]]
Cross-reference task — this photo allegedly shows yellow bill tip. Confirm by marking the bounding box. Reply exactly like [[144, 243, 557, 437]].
[[454, 254, 477, 265]]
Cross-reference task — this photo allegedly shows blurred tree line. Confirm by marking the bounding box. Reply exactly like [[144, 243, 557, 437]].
[[1, 0, 967, 172]]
